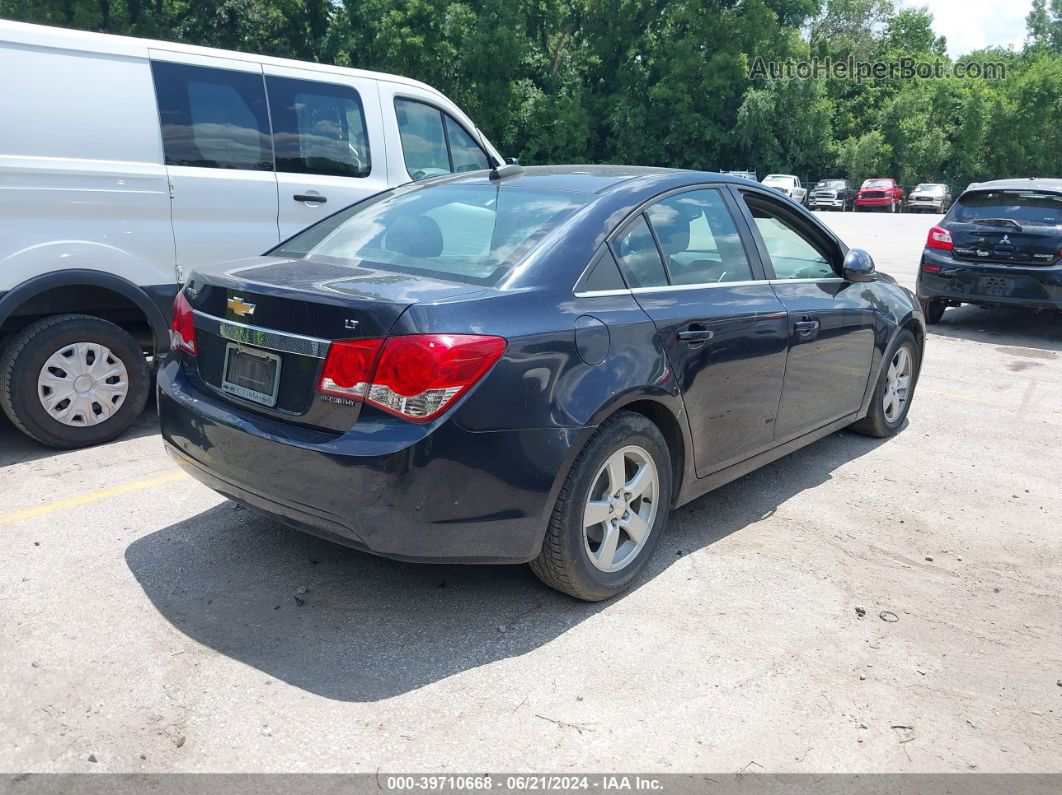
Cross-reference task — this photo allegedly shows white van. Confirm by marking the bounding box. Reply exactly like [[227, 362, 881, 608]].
[[0, 20, 503, 448]]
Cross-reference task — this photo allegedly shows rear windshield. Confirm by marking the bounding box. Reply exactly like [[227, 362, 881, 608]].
[[271, 184, 592, 285], [953, 191, 1062, 227]]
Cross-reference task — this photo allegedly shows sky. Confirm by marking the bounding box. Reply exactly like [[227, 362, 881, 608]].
[[902, 0, 1033, 57]]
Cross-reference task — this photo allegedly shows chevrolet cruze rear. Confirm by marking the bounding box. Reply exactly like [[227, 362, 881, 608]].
[[159, 166, 924, 600]]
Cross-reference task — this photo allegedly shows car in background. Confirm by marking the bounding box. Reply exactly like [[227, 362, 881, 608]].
[[906, 183, 952, 213], [159, 166, 924, 600], [761, 174, 808, 206], [917, 178, 1062, 323], [720, 170, 758, 181], [855, 178, 905, 213], [0, 20, 503, 449], [809, 179, 855, 211]]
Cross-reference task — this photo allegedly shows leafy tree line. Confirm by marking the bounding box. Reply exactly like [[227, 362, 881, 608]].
[[3, 0, 1060, 187]]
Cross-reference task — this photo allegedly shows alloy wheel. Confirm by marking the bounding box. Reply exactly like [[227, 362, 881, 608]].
[[882, 346, 912, 423], [582, 445, 659, 573]]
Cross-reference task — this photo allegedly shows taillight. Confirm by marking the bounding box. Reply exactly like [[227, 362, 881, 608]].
[[921, 263, 943, 272], [926, 226, 953, 251], [319, 334, 506, 422], [170, 291, 197, 355]]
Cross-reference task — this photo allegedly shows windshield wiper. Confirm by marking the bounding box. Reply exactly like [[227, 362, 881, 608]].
[[973, 218, 1024, 232]]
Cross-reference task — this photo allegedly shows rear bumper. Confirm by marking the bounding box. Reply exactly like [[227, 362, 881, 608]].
[[917, 250, 1062, 310], [158, 357, 579, 563]]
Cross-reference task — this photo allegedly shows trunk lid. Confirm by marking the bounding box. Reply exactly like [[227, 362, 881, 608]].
[[183, 256, 484, 431]]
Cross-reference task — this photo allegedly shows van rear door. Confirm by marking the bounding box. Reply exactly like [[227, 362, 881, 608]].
[[149, 52, 280, 276], [263, 65, 390, 240]]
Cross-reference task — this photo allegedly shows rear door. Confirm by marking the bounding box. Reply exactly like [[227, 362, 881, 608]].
[[263, 65, 389, 239], [613, 186, 789, 476], [150, 53, 280, 273], [737, 189, 875, 441]]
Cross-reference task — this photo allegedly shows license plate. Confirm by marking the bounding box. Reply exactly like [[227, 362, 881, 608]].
[[978, 276, 1012, 297], [221, 343, 281, 407]]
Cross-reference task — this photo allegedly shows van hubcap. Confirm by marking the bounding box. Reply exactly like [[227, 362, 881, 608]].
[[37, 342, 129, 427], [883, 346, 912, 423], [583, 445, 659, 573]]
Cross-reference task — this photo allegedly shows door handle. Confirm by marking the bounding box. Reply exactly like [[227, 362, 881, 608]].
[[677, 327, 714, 344], [794, 318, 820, 334], [293, 193, 327, 204]]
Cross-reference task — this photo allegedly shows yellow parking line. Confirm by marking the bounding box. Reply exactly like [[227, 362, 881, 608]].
[[0, 470, 188, 525]]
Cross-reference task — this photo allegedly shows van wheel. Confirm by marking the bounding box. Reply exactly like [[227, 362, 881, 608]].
[[0, 315, 150, 448], [850, 330, 918, 438], [530, 411, 672, 601]]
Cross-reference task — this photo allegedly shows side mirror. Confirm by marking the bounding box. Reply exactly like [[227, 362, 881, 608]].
[[842, 248, 876, 282], [505, 157, 521, 166]]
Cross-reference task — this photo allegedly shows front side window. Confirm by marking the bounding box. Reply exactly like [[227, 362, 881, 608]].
[[645, 189, 753, 285], [612, 216, 668, 288], [266, 76, 371, 178], [744, 197, 837, 280], [277, 184, 590, 286], [151, 61, 272, 170], [445, 116, 490, 173], [395, 98, 489, 179]]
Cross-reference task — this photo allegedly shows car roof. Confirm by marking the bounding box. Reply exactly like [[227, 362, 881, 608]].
[[436, 164, 758, 195], [962, 178, 1062, 194]]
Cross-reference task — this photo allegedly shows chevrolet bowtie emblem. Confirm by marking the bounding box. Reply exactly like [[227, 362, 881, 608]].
[[227, 296, 256, 317]]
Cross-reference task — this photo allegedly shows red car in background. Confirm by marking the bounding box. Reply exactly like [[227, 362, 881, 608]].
[[855, 178, 905, 212]]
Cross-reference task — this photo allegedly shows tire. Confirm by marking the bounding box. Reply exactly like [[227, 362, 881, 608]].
[[920, 298, 946, 324], [850, 330, 918, 439], [530, 411, 673, 601], [0, 314, 150, 448]]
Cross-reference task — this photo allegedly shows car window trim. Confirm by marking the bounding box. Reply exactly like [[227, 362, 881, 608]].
[[589, 183, 773, 295], [393, 95, 488, 179]]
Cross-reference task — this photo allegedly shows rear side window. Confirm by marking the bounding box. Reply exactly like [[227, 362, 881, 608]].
[[286, 184, 591, 286], [151, 61, 272, 170], [953, 191, 1062, 226], [266, 76, 371, 178], [612, 216, 668, 288], [395, 98, 489, 179], [645, 189, 753, 285]]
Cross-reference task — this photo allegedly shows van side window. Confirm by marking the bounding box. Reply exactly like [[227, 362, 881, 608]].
[[444, 116, 490, 173], [151, 61, 272, 171], [266, 76, 371, 178], [395, 98, 489, 179]]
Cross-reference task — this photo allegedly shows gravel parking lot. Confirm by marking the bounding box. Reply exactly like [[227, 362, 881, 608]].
[[1, 211, 1060, 774]]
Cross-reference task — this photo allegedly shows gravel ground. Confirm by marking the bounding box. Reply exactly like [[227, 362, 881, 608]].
[[1, 211, 1060, 774]]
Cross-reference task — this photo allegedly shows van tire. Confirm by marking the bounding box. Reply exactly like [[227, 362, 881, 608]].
[[0, 314, 150, 448]]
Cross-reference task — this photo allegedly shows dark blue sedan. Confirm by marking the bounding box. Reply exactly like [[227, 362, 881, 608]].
[[158, 166, 924, 600]]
